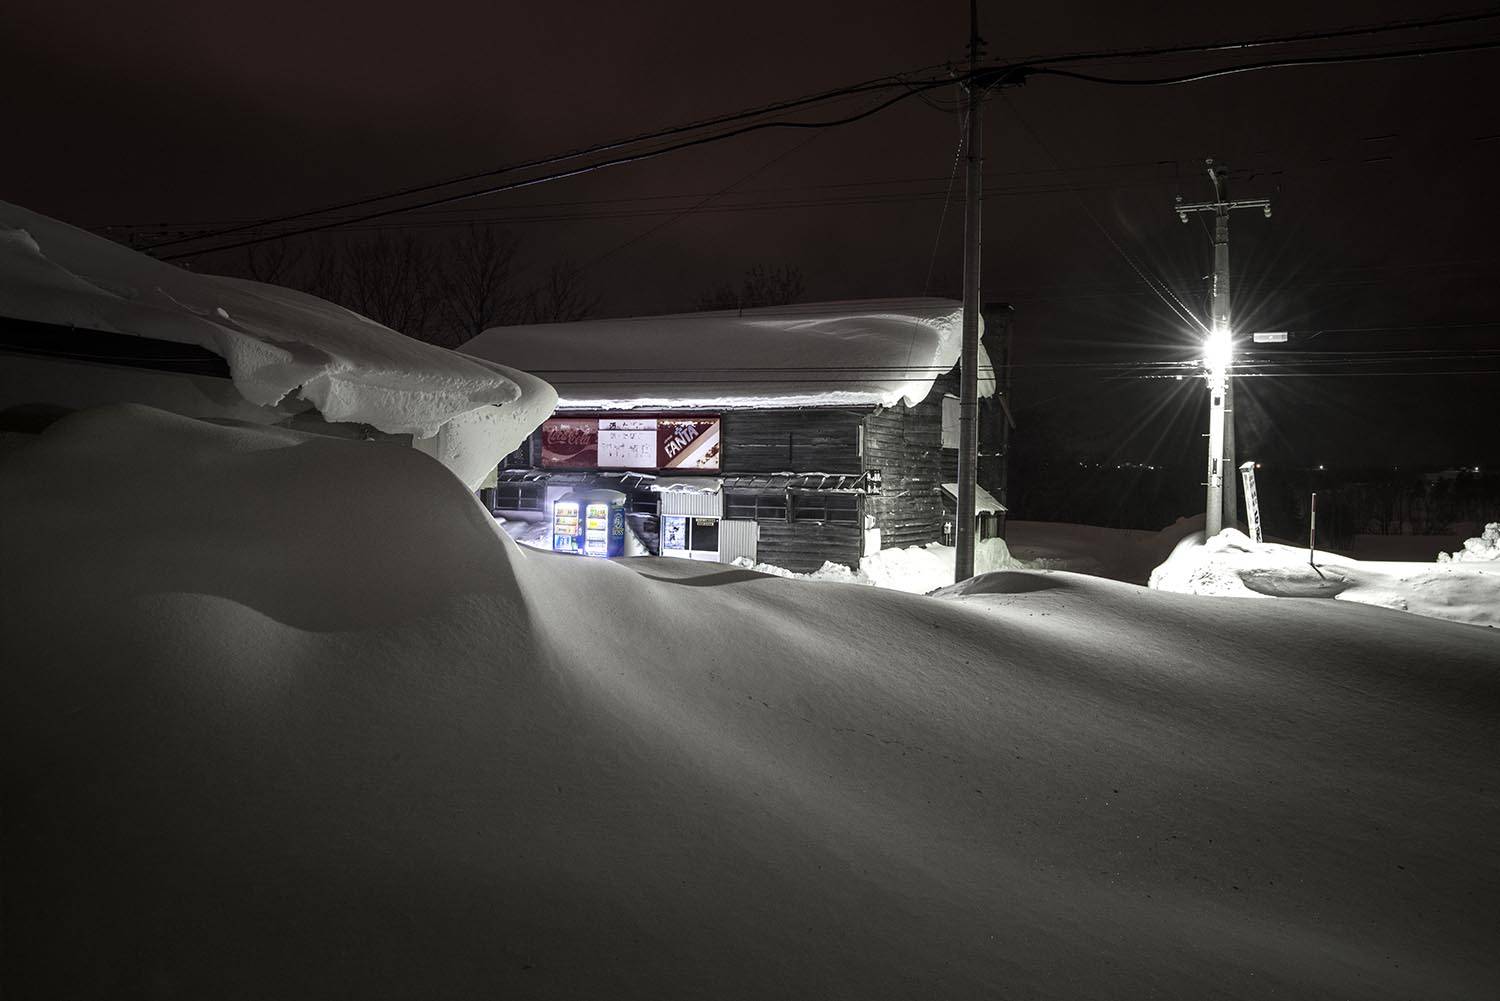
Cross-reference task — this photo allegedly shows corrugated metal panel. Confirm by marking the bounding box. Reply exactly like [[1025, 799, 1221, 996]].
[[659, 489, 723, 518], [719, 519, 758, 563]]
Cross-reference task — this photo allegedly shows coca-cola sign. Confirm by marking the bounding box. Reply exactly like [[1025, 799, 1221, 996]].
[[539, 415, 720, 471], [540, 419, 598, 468]]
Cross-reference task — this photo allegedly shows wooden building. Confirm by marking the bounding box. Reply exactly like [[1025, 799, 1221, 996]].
[[463, 299, 1013, 572]]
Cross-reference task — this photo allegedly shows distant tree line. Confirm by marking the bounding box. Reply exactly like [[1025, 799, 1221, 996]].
[[239, 226, 601, 348], [694, 264, 804, 311], [1289, 468, 1499, 543], [1010, 439, 1500, 545]]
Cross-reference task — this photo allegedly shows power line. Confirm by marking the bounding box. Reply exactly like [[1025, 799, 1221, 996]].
[[147, 8, 1500, 259], [923, 106, 967, 295], [102, 134, 1498, 240], [1006, 6, 1500, 69], [1030, 38, 1500, 88], [997, 91, 1209, 333], [141, 66, 954, 253], [158, 83, 952, 261], [579, 127, 830, 273]]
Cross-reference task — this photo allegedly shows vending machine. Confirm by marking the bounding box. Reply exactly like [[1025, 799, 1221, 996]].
[[551, 498, 582, 553], [552, 490, 627, 558]]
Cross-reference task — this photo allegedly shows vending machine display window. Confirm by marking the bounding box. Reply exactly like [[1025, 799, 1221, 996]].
[[552, 501, 580, 553], [584, 501, 611, 556], [552, 489, 627, 558]]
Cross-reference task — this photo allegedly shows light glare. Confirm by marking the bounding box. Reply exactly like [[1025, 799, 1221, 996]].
[[1203, 324, 1232, 372]]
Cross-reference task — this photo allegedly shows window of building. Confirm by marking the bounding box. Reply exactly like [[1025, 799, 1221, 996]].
[[725, 491, 788, 522], [500, 435, 535, 470], [492, 482, 545, 511], [791, 492, 859, 525], [691, 518, 719, 552]]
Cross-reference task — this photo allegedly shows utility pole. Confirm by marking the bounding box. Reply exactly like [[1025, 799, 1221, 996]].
[[954, 0, 985, 581], [1175, 159, 1270, 537]]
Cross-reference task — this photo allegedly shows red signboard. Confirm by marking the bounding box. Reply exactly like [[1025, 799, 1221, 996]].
[[540, 416, 720, 471], [540, 418, 599, 468]]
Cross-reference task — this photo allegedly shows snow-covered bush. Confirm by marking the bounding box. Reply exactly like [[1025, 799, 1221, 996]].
[[1437, 522, 1500, 562]]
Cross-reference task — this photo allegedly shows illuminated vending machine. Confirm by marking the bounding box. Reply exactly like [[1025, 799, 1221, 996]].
[[583, 499, 611, 556], [551, 496, 582, 553], [552, 489, 627, 558]]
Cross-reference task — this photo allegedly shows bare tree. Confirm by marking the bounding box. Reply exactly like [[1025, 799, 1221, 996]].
[[434, 225, 523, 347], [519, 260, 602, 324], [222, 228, 601, 343], [341, 233, 439, 340], [300, 236, 348, 306], [696, 264, 804, 311], [242, 241, 303, 287]]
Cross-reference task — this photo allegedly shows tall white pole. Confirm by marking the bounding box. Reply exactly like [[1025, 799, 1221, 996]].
[[1176, 160, 1270, 540], [1208, 205, 1231, 538], [1205, 339, 1227, 538]]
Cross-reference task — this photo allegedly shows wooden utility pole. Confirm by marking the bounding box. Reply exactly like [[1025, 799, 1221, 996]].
[[1175, 159, 1270, 537], [955, 0, 985, 581]]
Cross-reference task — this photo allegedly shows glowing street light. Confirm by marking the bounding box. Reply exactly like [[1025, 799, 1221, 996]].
[[1203, 323, 1232, 373]]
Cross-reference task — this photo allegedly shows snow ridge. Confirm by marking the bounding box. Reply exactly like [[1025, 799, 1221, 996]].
[[0, 201, 556, 473]]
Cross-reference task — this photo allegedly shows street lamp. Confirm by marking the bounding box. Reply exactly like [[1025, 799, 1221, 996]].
[[1203, 322, 1232, 373]]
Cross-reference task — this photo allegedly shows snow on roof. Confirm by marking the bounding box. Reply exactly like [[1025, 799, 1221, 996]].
[[0, 201, 556, 456], [941, 481, 1007, 514], [461, 297, 994, 410]]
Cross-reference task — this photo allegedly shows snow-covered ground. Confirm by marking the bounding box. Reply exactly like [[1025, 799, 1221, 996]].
[[732, 537, 1026, 593], [1151, 528, 1499, 629], [4, 405, 1496, 999], [733, 517, 1498, 630], [721, 517, 1201, 593]]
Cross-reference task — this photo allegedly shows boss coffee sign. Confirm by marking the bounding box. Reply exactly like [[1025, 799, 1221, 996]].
[[541, 416, 721, 471]]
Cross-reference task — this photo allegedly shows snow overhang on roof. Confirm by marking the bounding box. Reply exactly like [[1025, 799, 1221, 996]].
[[942, 482, 1007, 514], [0, 201, 557, 489], [651, 476, 722, 494], [461, 298, 994, 411]]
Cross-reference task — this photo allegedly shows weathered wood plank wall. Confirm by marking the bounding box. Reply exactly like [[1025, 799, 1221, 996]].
[[862, 398, 945, 551], [720, 409, 864, 473], [752, 517, 863, 573]]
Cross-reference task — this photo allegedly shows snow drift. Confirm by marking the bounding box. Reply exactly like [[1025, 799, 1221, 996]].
[[733, 537, 1025, 594], [3, 406, 1497, 999], [0, 201, 555, 485], [1439, 521, 1500, 563], [1151, 528, 1500, 628], [461, 297, 993, 410]]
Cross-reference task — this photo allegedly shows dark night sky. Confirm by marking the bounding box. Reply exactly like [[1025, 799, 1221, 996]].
[[5, 0, 1498, 472]]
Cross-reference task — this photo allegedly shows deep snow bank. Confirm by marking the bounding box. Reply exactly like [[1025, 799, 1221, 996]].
[[3, 406, 1498, 1000], [1151, 528, 1500, 628], [1440, 521, 1500, 563], [0, 201, 555, 484], [732, 537, 1026, 593]]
